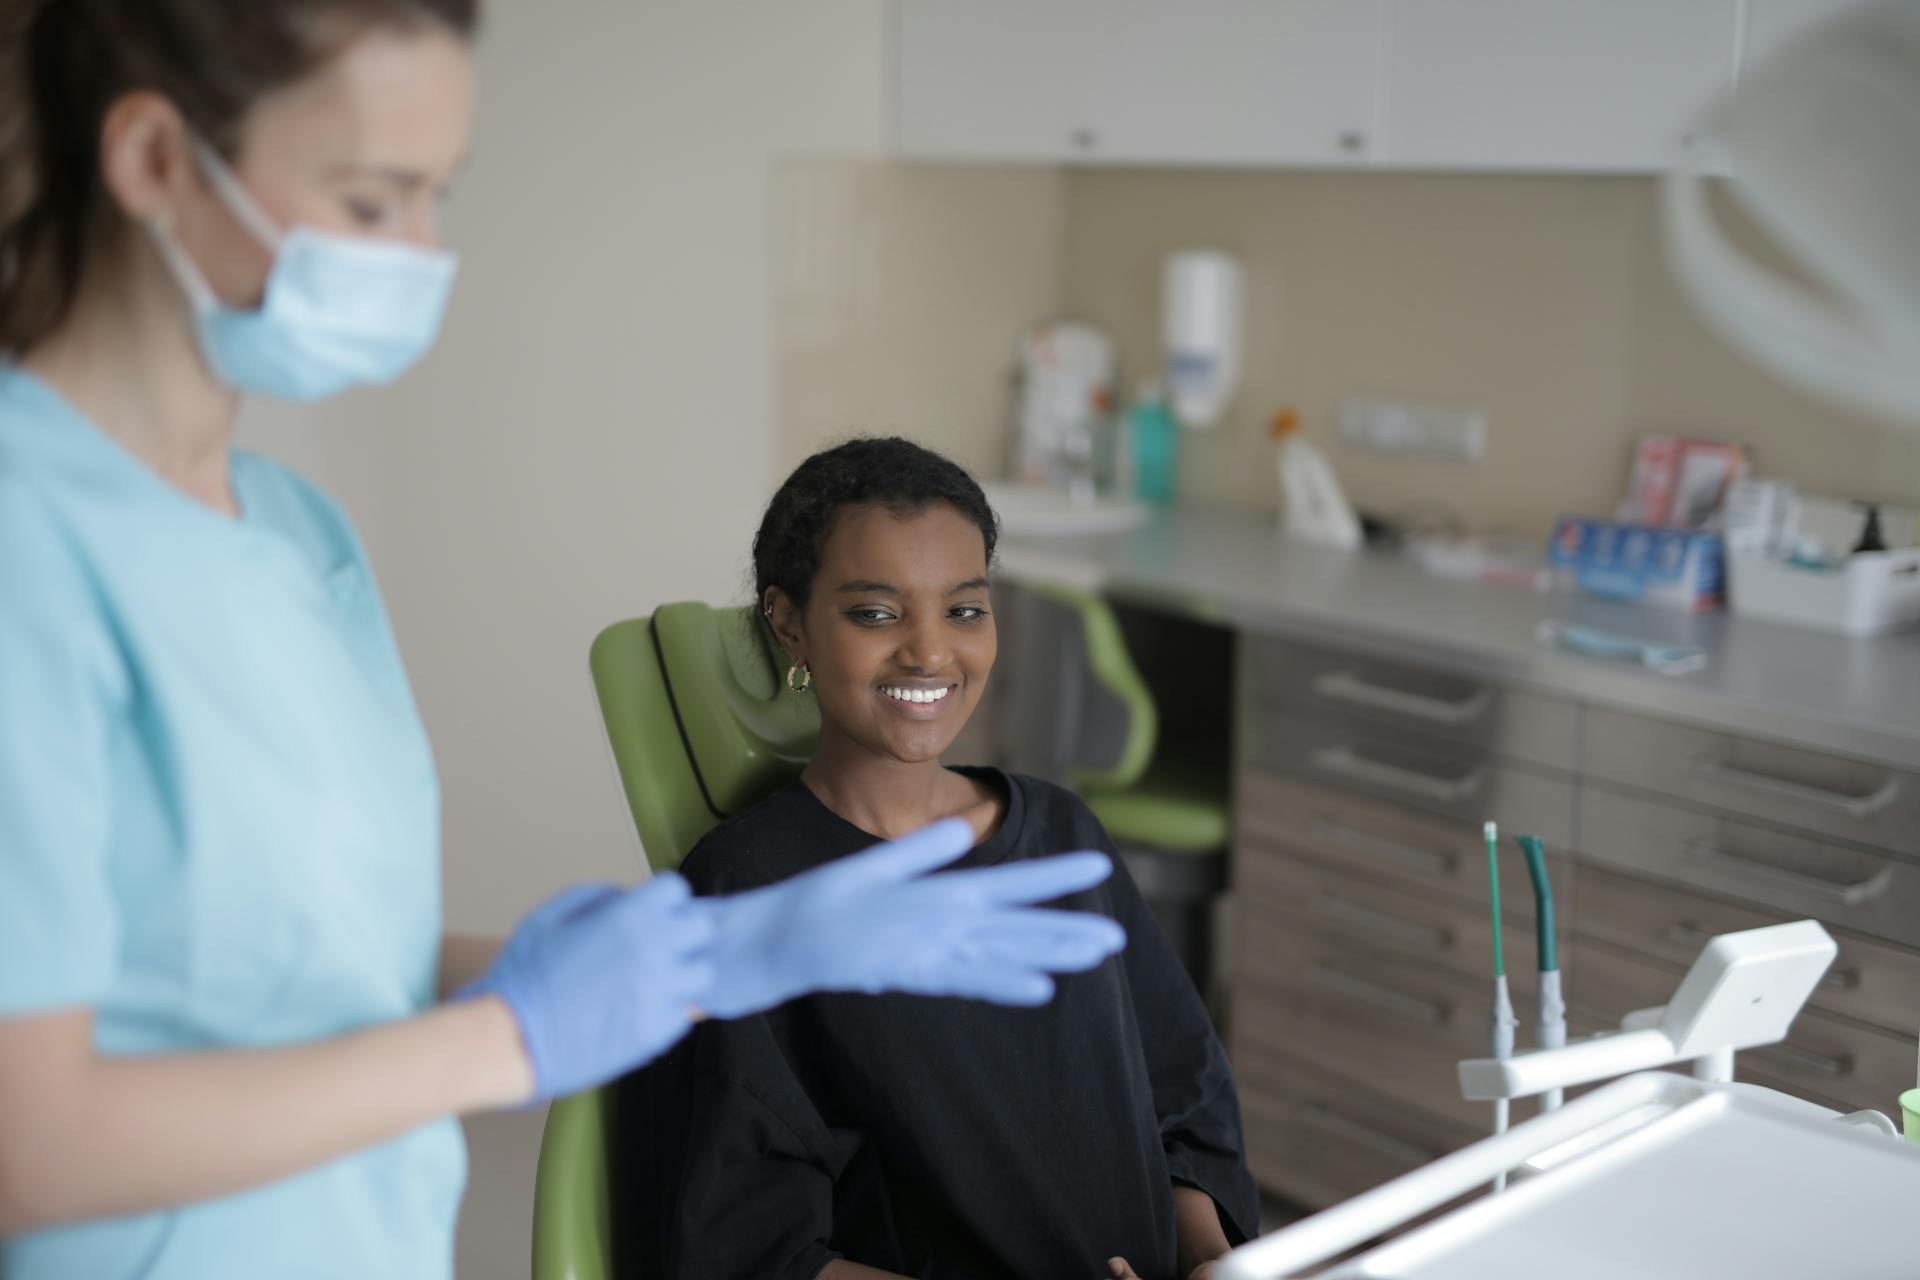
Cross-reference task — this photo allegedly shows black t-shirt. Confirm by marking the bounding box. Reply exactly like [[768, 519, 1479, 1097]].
[[614, 767, 1259, 1280]]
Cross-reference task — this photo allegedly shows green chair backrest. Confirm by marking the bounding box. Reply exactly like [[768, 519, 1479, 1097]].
[[1014, 581, 1158, 795], [588, 602, 820, 873], [534, 1086, 615, 1280], [534, 603, 819, 1280]]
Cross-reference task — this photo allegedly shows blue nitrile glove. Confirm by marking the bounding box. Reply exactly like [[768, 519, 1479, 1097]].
[[694, 817, 1127, 1018], [462, 874, 716, 1102]]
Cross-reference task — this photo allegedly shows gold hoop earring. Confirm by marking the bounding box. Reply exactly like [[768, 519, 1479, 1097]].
[[786, 663, 811, 694]]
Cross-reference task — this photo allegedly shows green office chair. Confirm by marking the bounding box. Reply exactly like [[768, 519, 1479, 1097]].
[[532, 603, 818, 1280], [1004, 581, 1230, 992]]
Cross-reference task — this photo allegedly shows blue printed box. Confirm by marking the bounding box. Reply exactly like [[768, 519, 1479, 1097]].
[[1548, 517, 1725, 612]]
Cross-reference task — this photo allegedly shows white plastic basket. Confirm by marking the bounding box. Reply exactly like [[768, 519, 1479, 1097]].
[[1727, 548, 1920, 635]]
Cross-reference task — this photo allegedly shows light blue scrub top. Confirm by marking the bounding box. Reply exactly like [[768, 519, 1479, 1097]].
[[0, 367, 465, 1278]]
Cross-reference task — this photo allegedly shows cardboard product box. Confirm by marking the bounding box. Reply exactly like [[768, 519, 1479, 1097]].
[[1549, 517, 1725, 611]]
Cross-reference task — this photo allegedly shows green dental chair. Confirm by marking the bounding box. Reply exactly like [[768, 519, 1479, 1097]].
[[532, 603, 817, 1280], [1001, 581, 1230, 997]]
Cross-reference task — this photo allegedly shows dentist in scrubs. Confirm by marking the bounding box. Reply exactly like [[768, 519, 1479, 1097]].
[[0, 2, 1127, 1276]]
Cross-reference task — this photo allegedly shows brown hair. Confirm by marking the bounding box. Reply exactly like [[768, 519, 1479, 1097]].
[[0, 0, 481, 353]]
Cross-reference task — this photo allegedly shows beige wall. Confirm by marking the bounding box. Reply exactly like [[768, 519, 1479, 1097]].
[[239, 3, 890, 1274], [1059, 168, 1920, 535], [772, 159, 1068, 477], [775, 164, 1919, 540]]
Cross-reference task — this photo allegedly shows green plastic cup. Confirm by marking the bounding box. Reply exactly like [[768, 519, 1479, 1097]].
[[1901, 1088, 1920, 1145]]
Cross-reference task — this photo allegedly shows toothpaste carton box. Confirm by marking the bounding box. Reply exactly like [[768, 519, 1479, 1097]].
[[1549, 517, 1725, 612]]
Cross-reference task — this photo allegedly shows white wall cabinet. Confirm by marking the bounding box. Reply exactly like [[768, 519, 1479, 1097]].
[[891, 0, 1827, 173], [893, 0, 1385, 167], [1740, 0, 1860, 79], [1377, 1, 1739, 172]]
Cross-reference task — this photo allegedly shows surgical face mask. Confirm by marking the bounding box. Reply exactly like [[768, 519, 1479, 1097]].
[[1663, 0, 1920, 428], [147, 142, 458, 402]]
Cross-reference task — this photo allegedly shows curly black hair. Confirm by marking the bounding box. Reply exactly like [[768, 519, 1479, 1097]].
[[754, 436, 999, 612]]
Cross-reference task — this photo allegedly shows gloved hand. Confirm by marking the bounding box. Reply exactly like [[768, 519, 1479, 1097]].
[[695, 817, 1126, 1019], [462, 874, 715, 1102]]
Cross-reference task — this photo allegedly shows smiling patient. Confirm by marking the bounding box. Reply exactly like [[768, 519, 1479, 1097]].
[[618, 437, 1257, 1280]]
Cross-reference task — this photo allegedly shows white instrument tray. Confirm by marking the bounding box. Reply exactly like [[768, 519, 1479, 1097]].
[[1222, 1071, 1920, 1279]]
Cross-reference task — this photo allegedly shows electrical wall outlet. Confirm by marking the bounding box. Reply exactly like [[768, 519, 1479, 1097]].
[[1338, 397, 1487, 462]]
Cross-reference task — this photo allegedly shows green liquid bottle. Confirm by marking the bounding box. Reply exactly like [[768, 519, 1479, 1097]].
[[1129, 384, 1178, 505]]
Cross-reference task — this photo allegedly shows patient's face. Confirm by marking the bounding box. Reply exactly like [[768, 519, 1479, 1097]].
[[801, 502, 995, 766]]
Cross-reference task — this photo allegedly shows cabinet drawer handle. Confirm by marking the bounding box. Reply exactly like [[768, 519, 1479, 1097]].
[[1311, 964, 1451, 1027], [1690, 757, 1900, 820], [1308, 819, 1458, 876], [1664, 921, 1714, 949], [1297, 1103, 1437, 1166], [1313, 671, 1493, 727], [1311, 746, 1485, 805], [1315, 893, 1453, 953], [1819, 966, 1862, 992], [1684, 841, 1893, 907], [1667, 921, 1859, 989], [1748, 1042, 1853, 1079]]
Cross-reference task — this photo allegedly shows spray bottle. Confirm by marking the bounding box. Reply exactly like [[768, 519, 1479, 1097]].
[[1272, 409, 1362, 551]]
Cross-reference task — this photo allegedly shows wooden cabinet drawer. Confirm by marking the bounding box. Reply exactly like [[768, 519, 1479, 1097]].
[[1232, 926, 1548, 1132], [1579, 786, 1920, 948], [1242, 719, 1575, 840], [1235, 770, 1575, 911], [1236, 849, 1571, 990], [1576, 865, 1920, 1034], [1233, 1043, 1476, 1210], [1242, 634, 1578, 772], [1582, 705, 1920, 858], [1568, 937, 1918, 1117]]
